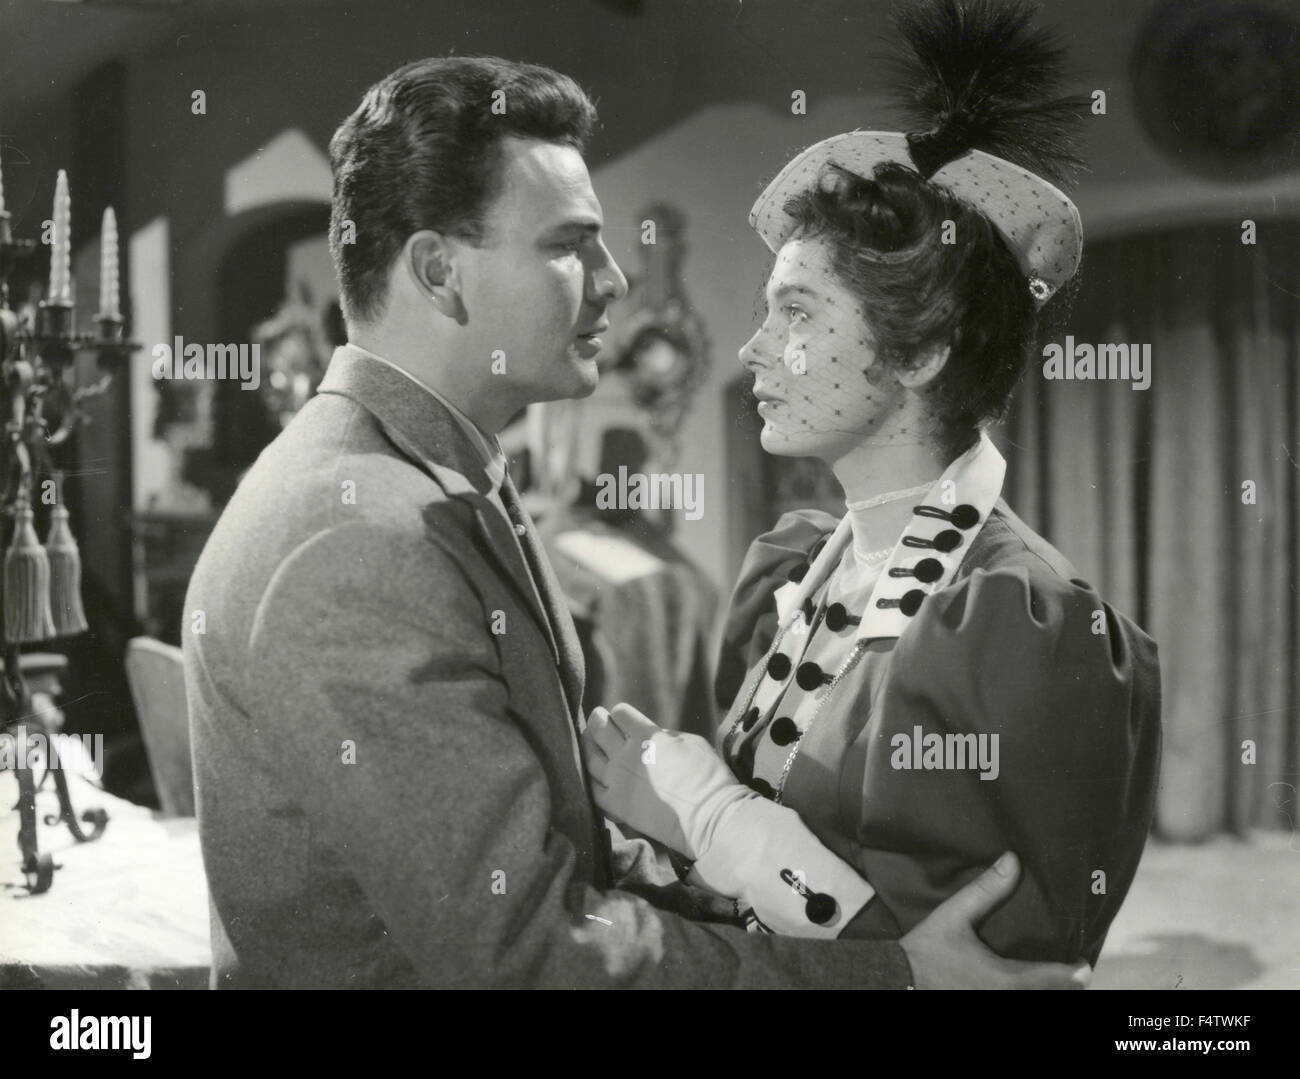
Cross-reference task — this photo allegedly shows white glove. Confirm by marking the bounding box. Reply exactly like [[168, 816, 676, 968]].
[[687, 799, 876, 938], [582, 703, 751, 860], [583, 704, 876, 939]]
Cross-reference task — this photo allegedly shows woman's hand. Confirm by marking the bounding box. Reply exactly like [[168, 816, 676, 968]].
[[583, 704, 877, 940], [582, 703, 747, 859]]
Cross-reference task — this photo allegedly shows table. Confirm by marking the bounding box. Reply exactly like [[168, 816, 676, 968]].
[[0, 767, 211, 989]]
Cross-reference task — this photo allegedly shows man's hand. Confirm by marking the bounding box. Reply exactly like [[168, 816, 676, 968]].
[[899, 852, 1092, 990]]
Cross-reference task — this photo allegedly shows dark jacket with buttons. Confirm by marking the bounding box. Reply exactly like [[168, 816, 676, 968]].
[[716, 502, 1162, 964]]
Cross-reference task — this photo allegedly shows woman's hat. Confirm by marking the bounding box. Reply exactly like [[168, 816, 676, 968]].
[[749, 129, 1082, 305], [750, 0, 1090, 307]]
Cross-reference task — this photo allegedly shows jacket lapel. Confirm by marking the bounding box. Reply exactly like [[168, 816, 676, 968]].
[[316, 346, 582, 711], [497, 472, 585, 716]]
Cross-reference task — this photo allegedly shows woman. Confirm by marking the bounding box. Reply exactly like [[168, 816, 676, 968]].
[[583, 0, 1161, 963]]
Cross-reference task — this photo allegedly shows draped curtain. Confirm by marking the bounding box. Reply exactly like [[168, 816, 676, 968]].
[[1000, 222, 1300, 840]]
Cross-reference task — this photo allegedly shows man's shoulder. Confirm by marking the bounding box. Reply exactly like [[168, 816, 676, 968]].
[[221, 392, 477, 561], [183, 391, 487, 721], [186, 393, 475, 640], [259, 391, 456, 523]]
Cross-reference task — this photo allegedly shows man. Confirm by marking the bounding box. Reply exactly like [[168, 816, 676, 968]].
[[184, 55, 1089, 989]]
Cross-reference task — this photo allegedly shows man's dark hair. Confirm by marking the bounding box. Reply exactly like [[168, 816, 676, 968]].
[[328, 56, 598, 324]]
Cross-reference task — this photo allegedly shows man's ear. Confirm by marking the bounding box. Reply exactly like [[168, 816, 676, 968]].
[[406, 230, 466, 323], [895, 342, 951, 389]]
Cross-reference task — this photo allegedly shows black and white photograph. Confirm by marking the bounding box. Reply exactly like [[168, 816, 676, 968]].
[[0, 0, 1297, 1025]]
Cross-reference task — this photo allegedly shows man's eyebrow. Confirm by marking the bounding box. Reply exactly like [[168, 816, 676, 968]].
[[541, 219, 603, 237]]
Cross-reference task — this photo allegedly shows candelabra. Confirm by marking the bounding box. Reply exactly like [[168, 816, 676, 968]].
[[0, 155, 138, 893]]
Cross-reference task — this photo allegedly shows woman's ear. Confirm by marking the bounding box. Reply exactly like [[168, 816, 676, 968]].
[[895, 342, 951, 389], [406, 230, 466, 323]]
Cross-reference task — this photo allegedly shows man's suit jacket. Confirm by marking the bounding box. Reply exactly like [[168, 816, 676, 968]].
[[183, 344, 914, 988]]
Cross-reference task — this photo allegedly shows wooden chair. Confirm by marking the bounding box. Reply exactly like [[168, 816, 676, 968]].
[[124, 637, 194, 817]]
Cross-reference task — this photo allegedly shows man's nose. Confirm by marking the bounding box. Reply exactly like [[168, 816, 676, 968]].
[[589, 243, 629, 303]]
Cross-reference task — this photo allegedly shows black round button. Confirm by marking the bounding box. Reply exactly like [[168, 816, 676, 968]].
[[796, 661, 825, 690], [787, 562, 809, 583], [750, 778, 776, 799], [741, 706, 760, 731], [767, 653, 792, 680], [900, 589, 926, 617], [913, 557, 944, 584], [770, 716, 799, 746], [949, 504, 980, 530], [933, 529, 963, 553], [825, 602, 850, 631], [806, 893, 838, 926]]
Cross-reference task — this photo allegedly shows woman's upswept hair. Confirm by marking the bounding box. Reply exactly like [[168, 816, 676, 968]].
[[784, 0, 1089, 457]]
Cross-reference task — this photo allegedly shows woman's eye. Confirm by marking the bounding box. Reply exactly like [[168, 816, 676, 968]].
[[784, 304, 809, 325]]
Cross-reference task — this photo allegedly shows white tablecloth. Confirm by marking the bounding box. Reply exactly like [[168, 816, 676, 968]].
[[0, 767, 210, 989]]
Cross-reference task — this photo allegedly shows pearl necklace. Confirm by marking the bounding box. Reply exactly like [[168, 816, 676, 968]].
[[854, 546, 893, 564], [845, 481, 934, 565]]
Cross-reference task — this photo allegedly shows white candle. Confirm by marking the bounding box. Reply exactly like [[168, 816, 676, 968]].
[[98, 206, 120, 321], [48, 169, 72, 305]]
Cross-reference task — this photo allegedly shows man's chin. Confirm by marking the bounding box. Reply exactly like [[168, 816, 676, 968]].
[[562, 352, 601, 398], [572, 356, 600, 396], [529, 356, 599, 404]]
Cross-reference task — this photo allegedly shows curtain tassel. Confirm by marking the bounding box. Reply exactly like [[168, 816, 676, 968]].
[[46, 502, 88, 637], [5, 499, 56, 644]]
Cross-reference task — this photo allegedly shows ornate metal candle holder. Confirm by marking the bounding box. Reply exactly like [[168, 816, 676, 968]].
[[0, 173, 138, 893]]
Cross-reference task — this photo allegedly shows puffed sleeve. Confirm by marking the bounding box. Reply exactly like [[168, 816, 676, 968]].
[[844, 567, 1161, 964], [714, 509, 840, 711]]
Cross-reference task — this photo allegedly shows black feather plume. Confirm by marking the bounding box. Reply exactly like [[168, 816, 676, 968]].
[[889, 0, 1089, 186]]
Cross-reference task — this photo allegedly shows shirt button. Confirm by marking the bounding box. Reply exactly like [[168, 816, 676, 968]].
[[514, 524, 526, 537]]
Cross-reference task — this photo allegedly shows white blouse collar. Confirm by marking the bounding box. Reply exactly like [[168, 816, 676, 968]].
[[773, 431, 1007, 641]]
